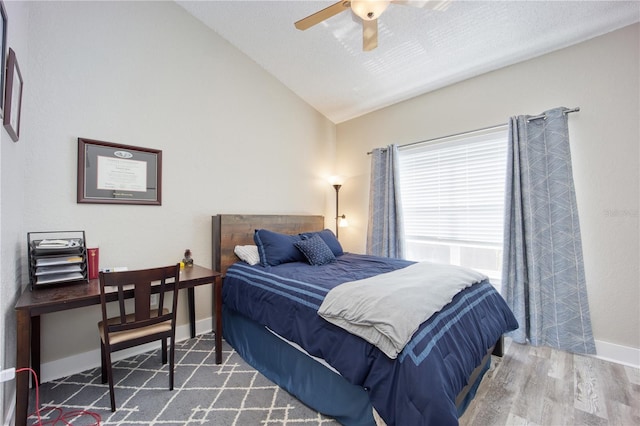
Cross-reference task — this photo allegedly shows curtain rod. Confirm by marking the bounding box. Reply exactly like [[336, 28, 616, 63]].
[[366, 106, 580, 155], [526, 106, 580, 122]]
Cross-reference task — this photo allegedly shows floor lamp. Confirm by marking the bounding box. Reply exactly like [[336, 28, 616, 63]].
[[333, 184, 348, 238]]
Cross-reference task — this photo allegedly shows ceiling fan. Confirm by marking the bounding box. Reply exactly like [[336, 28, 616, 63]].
[[294, 0, 452, 51]]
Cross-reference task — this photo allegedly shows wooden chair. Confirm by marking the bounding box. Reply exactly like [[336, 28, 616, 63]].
[[98, 264, 181, 412]]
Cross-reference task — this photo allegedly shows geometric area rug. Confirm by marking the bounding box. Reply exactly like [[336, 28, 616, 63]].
[[27, 333, 340, 425]]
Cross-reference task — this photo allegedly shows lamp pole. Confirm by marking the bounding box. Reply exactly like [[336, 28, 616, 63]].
[[333, 184, 341, 238]]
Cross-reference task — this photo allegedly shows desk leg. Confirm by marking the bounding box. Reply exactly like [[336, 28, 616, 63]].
[[16, 309, 31, 426], [31, 315, 41, 387], [188, 287, 196, 339], [214, 276, 222, 364]]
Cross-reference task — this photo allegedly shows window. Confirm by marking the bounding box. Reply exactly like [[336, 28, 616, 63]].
[[397, 126, 508, 290]]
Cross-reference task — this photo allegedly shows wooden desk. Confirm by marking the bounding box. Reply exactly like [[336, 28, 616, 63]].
[[14, 264, 222, 426]]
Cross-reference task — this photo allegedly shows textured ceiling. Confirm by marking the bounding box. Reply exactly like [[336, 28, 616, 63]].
[[176, 1, 640, 123]]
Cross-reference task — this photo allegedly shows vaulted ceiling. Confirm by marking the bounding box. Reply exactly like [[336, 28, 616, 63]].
[[177, 1, 640, 123]]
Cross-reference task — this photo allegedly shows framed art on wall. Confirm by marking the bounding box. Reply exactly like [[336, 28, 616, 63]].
[[3, 48, 22, 142], [77, 138, 163, 205]]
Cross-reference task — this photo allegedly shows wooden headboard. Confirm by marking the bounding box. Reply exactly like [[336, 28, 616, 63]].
[[212, 214, 324, 276]]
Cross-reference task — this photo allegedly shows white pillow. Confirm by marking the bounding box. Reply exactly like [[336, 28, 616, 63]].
[[234, 245, 260, 266]]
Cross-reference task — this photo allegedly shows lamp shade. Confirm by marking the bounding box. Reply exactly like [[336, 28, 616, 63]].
[[350, 0, 391, 20]]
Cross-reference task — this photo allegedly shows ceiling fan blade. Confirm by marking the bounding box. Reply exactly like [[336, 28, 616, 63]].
[[362, 18, 378, 51], [295, 1, 352, 31], [393, 0, 452, 11]]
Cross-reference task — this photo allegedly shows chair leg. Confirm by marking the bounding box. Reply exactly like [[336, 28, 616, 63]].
[[100, 342, 107, 384], [104, 350, 116, 412], [169, 335, 175, 391], [161, 338, 168, 364]]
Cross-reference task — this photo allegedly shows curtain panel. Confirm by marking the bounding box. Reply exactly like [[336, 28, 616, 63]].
[[366, 145, 405, 258], [502, 107, 596, 354]]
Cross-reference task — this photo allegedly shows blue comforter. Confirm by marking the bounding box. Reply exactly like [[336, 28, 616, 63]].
[[223, 253, 518, 425]]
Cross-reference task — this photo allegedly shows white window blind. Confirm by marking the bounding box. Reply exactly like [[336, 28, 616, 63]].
[[397, 126, 508, 287]]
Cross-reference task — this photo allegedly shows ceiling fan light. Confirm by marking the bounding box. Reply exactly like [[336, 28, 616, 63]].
[[351, 0, 391, 21]]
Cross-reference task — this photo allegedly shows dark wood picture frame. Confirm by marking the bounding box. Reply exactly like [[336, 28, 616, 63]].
[[0, 1, 7, 120], [3, 47, 22, 142], [77, 138, 162, 205]]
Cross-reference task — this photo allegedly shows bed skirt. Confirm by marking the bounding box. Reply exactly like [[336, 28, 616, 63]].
[[222, 305, 490, 425], [223, 305, 376, 425]]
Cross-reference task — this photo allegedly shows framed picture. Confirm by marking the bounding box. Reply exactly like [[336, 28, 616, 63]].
[[77, 138, 162, 205], [0, 1, 6, 119], [3, 48, 22, 142]]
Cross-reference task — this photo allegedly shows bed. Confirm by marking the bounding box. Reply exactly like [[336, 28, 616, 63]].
[[212, 214, 518, 426]]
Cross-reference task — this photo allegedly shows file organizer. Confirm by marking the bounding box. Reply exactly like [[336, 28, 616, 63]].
[[28, 231, 89, 289]]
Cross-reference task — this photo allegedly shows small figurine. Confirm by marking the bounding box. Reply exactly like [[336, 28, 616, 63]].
[[183, 249, 194, 267]]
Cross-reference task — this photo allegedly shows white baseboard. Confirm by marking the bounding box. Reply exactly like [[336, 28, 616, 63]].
[[594, 339, 640, 368], [39, 319, 213, 383]]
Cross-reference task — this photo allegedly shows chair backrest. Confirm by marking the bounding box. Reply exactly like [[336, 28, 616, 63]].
[[98, 264, 181, 336]]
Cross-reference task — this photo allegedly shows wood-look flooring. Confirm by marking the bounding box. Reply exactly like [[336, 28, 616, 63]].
[[460, 339, 640, 426]]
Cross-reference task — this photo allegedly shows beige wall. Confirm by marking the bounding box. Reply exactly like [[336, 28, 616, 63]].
[[336, 24, 640, 352], [1, 0, 336, 388], [1, 1, 30, 421]]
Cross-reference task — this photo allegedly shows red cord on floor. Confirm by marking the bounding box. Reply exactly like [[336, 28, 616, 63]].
[[17, 368, 101, 425]]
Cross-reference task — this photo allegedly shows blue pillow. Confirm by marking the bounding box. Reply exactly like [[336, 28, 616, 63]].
[[254, 229, 305, 266], [300, 229, 344, 257], [294, 234, 336, 266]]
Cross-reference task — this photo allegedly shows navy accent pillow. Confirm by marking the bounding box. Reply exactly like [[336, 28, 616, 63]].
[[294, 234, 336, 266], [300, 229, 344, 257], [254, 229, 305, 266]]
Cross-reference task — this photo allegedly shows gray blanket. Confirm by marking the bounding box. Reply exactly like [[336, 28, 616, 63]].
[[317, 261, 487, 359]]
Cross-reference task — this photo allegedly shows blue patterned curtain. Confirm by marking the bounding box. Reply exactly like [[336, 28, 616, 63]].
[[502, 107, 596, 354], [366, 145, 405, 258]]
